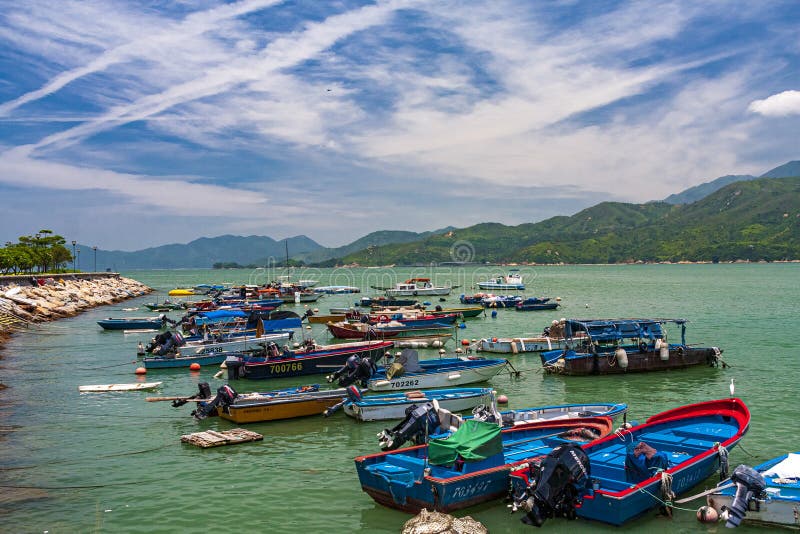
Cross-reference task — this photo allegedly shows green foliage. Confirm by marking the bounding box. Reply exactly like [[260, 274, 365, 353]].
[[334, 177, 800, 265], [0, 230, 73, 274]]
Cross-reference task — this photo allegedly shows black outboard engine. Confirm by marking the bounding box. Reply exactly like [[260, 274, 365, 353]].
[[327, 356, 377, 387], [191, 384, 238, 420], [171, 382, 212, 407], [145, 331, 173, 354], [513, 443, 591, 527], [377, 402, 439, 451], [724, 465, 767, 528]]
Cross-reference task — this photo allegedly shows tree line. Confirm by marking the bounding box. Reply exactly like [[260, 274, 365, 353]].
[[0, 230, 74, 275]]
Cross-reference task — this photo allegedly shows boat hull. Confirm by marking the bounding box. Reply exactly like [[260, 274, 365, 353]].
[[219, 391, 349, 423], [143, 353, 226, 369], [181, 332, 292, 355], [344, 388, 493, 421], [98, 319, 163, 330], [227, 341, 394, 380], [386, 288, 451, 297], [477, 282, 525, 290], [541, 346, 722, 375], [478, 337, 569, 354], [366, 359, 507, 392], [707, 452, 800, 529]]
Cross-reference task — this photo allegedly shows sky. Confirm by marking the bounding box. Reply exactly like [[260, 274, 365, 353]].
[[0, 1, 798, 251]]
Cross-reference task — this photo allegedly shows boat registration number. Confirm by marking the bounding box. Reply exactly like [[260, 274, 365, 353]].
[[269, 362, 304, 374], [391, 379, 419, 388]]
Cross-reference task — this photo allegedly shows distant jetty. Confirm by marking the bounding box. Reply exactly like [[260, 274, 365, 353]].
[[0, 273, 152, 346]]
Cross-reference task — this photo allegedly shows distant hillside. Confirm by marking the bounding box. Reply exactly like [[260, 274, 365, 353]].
[[663, 175, 755, 205], [81, 227, 456, 270], [663, 160, 799, 204], [85, 235, 323, 270], [294, 228, 455, 265], [340, 177, 800, 264]]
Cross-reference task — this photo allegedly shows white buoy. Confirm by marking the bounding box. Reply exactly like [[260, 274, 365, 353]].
[[730, 378, 735, 397], [294, 291, 301, 303], [615, 347, 628, 369], [660, 344, 669, 361]]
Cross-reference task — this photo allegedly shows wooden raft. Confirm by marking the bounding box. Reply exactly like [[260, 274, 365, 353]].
[[180, 428, 263, 448]]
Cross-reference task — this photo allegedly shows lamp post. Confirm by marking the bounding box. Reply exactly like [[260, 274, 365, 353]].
[[71, 240, 76, 272], [93, 246, 97, 272], [76, 248, 80, 272]]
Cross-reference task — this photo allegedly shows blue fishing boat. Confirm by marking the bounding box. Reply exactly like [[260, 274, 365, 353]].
[[707, 451, 800, 529], [354, 416, 614, 512], [482, 294, 523, 308], [515, 297, 559, 311], [508, 397, 750, 527], [540, 318, 725, 375], [143, 351, 227, 369], [224, 340, 395, 380], [98, 316, 167, 330]]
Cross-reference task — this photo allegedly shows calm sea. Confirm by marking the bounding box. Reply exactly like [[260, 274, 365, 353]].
[[1, 264, 797, 533]]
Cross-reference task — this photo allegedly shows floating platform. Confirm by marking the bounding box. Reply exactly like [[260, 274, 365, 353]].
[[180, 428, 263, 448]]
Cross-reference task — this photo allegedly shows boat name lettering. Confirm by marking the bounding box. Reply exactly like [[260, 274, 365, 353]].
[[270, 362, 303, 373], [450, 479, 493, 499], [391, 379, 420, 388]]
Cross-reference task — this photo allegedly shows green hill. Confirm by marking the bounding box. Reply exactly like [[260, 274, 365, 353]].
[[338, 177, 800, 265]]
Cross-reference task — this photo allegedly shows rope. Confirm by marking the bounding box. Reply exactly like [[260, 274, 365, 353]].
[[717, 443, 729, 480], [661, 471, 676, 516], [0, 480, 160, 490], [76, 360, 139, 370], [635, 485, 698, 513], [735, 441, 757, 458], [0, 443, 176, 471]]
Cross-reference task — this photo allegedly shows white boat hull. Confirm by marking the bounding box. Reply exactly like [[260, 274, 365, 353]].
[[478, 337, 568, 354], [344, 393, 490, 421], [707, 492, 800, 528], [367, 361, 505, 392], [182, 332, 291, 355]]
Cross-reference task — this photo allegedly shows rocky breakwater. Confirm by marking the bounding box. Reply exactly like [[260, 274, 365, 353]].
[[0, 275, 153, 343]]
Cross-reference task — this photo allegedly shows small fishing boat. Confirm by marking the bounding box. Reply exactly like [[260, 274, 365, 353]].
[[326, 321, 454, 341], [480, 294, 523, 308], [508, 397, 750, 527], [190, 384, 352, 423], [359, 296, 418, 308], [365, 350, 508, 392], [540, 318, 725, 375], [477, 270, 525, 290], [224, 340, 395, 380], [168, 288, 195, 296], [515, 297, 559, 311], [307, 313, 347, 324], [343, 387, 494, 422], [79, 382, 162, 392], [143, 300, 188, 311], [313, 285, 361, 294], [382, 278, 452, 297], [478, 336, 570, 354], [389, 334, 453, 348], [98, 316, 167, 330], [142, 352, 227, 369], [354, 416, 613, 512], [706, 451, 800, 529]]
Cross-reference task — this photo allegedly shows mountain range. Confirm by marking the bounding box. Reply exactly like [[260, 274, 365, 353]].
[[78, 160, 800, 269]]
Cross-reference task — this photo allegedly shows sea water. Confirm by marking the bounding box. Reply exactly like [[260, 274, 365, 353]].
[[0, 264, 797, 533]]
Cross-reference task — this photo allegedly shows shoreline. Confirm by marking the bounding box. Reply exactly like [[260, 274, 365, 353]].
[[0, 273, 153, 355]]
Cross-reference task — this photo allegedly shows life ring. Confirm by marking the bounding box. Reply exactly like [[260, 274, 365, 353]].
[[413, 291, 418, 296], [379, 315, 389, 322], [639, 341, 648, 353], [677, 346, 685, 357]]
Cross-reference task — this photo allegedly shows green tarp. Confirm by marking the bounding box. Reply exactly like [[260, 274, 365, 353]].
[[427, 419, 502, 466]]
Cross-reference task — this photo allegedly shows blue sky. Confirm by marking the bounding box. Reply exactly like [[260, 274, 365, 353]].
[[1, 0, 798, 251]]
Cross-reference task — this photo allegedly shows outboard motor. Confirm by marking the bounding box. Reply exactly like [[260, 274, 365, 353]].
[[512, 443, 591, 527], [145, 331, 172, 354], [327, 356, 377, 387], [723, 465, 767, 528], [171, 382, 212, 407], [192, 384, 238, 420], [377, 402, 439, 451]]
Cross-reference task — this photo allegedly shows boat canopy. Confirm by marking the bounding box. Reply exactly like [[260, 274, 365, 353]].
[[194, 309, 248, 325], [260, 317, 302, 332], [428, 419, 502, 466], [564, 318, 687, 344]]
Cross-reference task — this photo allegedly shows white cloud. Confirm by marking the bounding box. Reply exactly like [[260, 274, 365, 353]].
[[748, 90, 800, 117]]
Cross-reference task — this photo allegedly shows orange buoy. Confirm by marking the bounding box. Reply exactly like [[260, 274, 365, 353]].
[[189, 363, 201, 371], [461, 339, 470, 346], [134, 367, 146, 375], [497, 394, 509, 404], [492, 337, 498, 342]]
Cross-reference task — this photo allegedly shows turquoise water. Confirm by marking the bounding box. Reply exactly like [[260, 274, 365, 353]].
[[1, 264, 797, 533]]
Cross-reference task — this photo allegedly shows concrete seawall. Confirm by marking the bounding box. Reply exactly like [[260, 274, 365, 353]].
[[0, 273, 153, 345]]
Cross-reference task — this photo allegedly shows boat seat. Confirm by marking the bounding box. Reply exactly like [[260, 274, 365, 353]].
[[436, 405, 462, 433], [385, 455, 426, 479]]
